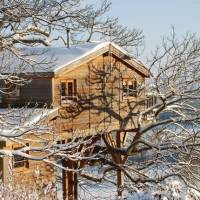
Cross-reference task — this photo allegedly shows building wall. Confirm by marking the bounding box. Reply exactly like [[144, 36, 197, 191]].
[[53, 51, 146, 138]]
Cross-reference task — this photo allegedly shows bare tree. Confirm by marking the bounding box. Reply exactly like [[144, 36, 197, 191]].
[[70, 0, 144, 51], [0, 0, 144, 159], [0, 0, 143, 94], [2, 0, 200, 199], [77, 30, 200, 199]]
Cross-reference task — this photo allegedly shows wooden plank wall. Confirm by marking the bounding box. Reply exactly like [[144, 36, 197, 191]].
[[53, 49, 146, 137]]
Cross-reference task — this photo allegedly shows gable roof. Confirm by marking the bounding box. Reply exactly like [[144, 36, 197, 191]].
[[1, 42, 150, 77]]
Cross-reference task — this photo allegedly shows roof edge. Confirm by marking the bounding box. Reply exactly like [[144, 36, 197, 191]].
[[54, 42, 150, 77]]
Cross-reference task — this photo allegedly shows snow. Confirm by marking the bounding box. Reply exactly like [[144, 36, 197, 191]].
[[54, 42, 111, 73], [79, 179, 200, 200], [0, 108, 58, 136], [0, 42, 141, 74], [79, 174, 200, 200], [78, 165, 200, 200]]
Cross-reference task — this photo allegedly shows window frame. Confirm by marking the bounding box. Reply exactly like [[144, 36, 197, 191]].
[[60, 80, 77, 96], [60, 79, 77, 105], [122, 78, 137, 98], [13, 144, 29, 168]]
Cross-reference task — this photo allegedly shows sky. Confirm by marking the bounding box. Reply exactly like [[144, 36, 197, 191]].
[[108, 0, 200, 58]]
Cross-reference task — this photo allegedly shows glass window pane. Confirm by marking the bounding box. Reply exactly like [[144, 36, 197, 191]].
[[61, 82, 66, 96], [68, 82, 73, 97]]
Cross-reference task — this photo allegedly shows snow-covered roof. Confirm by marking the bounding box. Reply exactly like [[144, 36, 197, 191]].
[[0, 108, 58, 137], [53, 41, 132, 73], [0, 42, 149, 76]]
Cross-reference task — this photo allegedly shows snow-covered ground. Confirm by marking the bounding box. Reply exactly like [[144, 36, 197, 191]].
[[1, 164, 200, 200], [79, 177, 200, 200], [78, 165, 200, 200]]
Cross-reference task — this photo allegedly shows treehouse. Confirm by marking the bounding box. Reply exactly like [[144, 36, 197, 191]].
[[1, 42, 149, 132], [0, 42, 150, 199]]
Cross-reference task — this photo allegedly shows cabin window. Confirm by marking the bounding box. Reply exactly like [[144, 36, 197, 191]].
[[60, 80, 77, 104], [122, 79, 137, 97], [145, 95, 158, 120], [60, 80, 77, 97], [146, 95, 157, 108], [13, 144, 29, 168], [61, 82, 66, 96], [57, 140, 65, 145], [13, 153, 25, 168], [67, 82, 73, 97]]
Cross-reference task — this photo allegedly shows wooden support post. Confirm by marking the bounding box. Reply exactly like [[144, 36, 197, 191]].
[[62, 160, 68, 200], [67, 160, 77, 200], [67, 169, 74, 200], [117, 168, 124, 197], [116, 131, 124, 198], [62, 160, 78, 200], [74, 163, 78, 200]]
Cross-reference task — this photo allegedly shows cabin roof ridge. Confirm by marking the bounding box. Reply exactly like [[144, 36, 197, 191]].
[[54, 41, 150, 77], [1, 41, 150, 77], [53, 41, 110, 73]]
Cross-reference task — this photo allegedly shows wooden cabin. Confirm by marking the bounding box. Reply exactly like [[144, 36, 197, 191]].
[[0, 42, 150, 198], [0, 42, 149, 133]]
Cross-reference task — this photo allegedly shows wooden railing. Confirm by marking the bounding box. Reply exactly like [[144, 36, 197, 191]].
[[61, 96, 78, 107]]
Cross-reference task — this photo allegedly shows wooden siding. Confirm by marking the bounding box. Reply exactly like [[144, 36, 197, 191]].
[[52, 51, 146, 137]]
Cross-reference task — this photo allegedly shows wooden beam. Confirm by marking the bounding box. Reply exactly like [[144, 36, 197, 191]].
[[122, 132, 128, 146], [67, 167, 74, 200], [74, 162, 78, 200], [102, 134, 119, 164], [108, 133, 116, 147], [117, 169, 124, 197], [62, 160, 68, 200], [116, 131, 124, 197]]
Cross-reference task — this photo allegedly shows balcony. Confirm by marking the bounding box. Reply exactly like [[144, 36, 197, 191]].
[[61, 96, 78, 107]]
